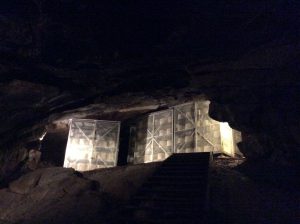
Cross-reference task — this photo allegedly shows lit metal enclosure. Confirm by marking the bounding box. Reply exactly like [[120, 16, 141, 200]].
[[174, 101, 223, 154], [64, 119, 120, 171], [174, 102, 196, 153], [128, 100, 242, 164], [195, 101, 222, 154], [128, 110, 173, 163]]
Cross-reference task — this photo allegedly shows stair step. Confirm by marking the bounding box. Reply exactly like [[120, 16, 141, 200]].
[[156, 169, 207, 174], [136, 191, 207, 199], [133, 209, 205, 219], [134, 191, 207, 200], [158, 164, 207, 169], [139, 186, 206, 193], [167, 158, 209, 162], [138, 184, 207, 191], [165, 156, 209, 160], [127, 203, 204, 211], [116, 215, 204, 224], [131, 196, 205, 203], [161, 161, 208, 165], [144, 179, 205, 185], [133, 206, 204, 217], [164, 157, 208, 161], [149, 175, 207, 181], [115, 153, 210, 224], [132, 217, 204, 224], [130, 201, 203, 208]]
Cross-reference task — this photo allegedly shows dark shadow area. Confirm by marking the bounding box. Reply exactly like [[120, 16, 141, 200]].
[[117, 122, 131, 166], [41, 129, 68, 166], [236, 161, 300, 192]]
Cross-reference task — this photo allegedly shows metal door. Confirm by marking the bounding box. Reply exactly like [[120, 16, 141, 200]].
[[195, 101, 222, 153], [174, 102, 196, 153], [130, 109, 173, 163], [152, 109, 173, 161]]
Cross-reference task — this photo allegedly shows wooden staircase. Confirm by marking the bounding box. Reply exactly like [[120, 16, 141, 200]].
[[115, 152, 211, 224]]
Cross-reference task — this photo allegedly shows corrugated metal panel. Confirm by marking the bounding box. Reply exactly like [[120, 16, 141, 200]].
[[196, 101, 222, 153], [129, 110, 173, 164], [64, 119, 120, 171], [174, 102, 196, 153], [152, 109, 173, 161], [128, 101, 243, 164]]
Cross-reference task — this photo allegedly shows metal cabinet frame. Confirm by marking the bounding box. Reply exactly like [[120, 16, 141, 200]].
[[129, 101, 241, 164], [64, 119, 120, 171]]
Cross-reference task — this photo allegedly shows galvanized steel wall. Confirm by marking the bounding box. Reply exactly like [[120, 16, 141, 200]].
[[64, 119, 120, 171], [129, 101, 242, 164]]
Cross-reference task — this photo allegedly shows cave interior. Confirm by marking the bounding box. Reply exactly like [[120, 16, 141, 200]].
[[0, 1, 299, 224]]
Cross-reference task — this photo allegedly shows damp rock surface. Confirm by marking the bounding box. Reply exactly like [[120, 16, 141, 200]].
[[0, 167, 109, 224]]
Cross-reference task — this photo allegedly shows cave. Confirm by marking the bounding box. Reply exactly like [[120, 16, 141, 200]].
[[0, 1, 299, 224]]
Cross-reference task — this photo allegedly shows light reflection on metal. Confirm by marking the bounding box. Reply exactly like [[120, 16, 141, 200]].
[[129, 110, 173, 164], [220, 122, 235, 157], [174, 102, 196, 153], [64, 119, 120, 171], [128, 101, 242, 164], [195, 101, 222, 153]]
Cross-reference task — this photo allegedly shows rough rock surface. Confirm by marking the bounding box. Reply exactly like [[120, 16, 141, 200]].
[[0, 164, 160, 224], [210, 165, 300, 224], [0, 161, 298, 224], [0, 167, 110, 224], [85, 162, 161, 200]]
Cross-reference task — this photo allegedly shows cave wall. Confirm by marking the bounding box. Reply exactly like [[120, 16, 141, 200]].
[[209, 86, 300, 167]]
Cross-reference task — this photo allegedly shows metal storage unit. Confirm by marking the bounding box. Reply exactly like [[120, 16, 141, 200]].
[[64, 119, 120, 171], [174, 101, 222, 154], [128, 101, 242, 164], [195, 101, 222, 153], [128, 109, 173, 163], [174, 102, 196, 153]]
